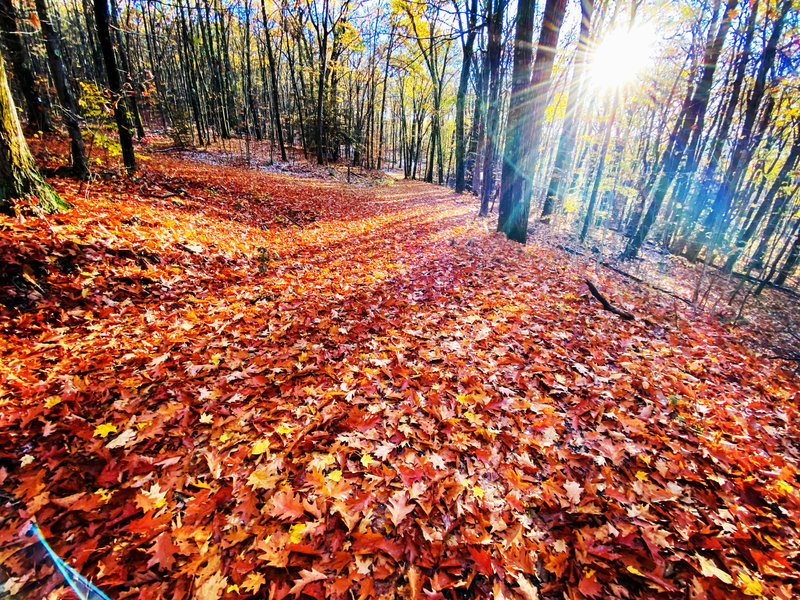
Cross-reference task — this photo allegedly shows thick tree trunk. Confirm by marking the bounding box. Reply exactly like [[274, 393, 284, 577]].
[[94, 0, 136, 173], [0, 0, 53, 132], [0, 54, 67, 214], [497, 0, 567, 243]]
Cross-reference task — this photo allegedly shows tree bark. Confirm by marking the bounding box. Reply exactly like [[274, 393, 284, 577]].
[[724, 131, 800, 272], [34, 0, 89, 178], [94, 0, 136, 173], [453, 0, 478, 193], [262, 0, 287, 161], [0, 54, 67, 214], [478, 0, 505, 215], [775, 218, 800, 287], [623, 0, 738, 259], [580, 91, 618, 242], [0, 0, 53, 132], [109, 0, 145, 139], [540, 0, 594, 221], [376, 24, 395, 170], [497, 0, 567, 243], [694, 0, 790, 257]]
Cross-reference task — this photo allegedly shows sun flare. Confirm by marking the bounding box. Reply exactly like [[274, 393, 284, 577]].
[[589, 24, 656, 90]]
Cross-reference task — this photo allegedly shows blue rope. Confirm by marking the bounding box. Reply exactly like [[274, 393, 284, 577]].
[[29, 523, 113, 600]]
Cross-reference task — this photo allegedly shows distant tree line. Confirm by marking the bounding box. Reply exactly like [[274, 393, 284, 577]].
[[0, 0, 798, 292]]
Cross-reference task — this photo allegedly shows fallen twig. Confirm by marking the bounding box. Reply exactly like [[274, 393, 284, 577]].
[[584, 279, 635, 320]]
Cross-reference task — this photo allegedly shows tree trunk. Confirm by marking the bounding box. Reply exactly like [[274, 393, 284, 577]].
[[0, 0, 53, 132], [316, 29, 328, 165], [694, 0, 790, 258], [478, 0, 505, 216], [0, 54, 67, 214], [775, 220, 800, 287], [94, 0, 136, 173], [376, 25, 395, 170], [262, 0, 286, 161], [34, 0, 89, 178], [109, 0, 145, 139], [623, 0, 738, 259], [580, 92, 618, 242], [454, 0, 478, 193], [497, 0, 567, 243], [540, 0, 593, 221], [724, 133, 800, 272]]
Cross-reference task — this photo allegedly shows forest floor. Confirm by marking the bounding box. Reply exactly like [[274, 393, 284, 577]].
[[1, 142, 800, 600]]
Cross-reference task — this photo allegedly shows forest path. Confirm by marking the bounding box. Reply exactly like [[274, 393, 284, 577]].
[[1, 154, 798, 600]]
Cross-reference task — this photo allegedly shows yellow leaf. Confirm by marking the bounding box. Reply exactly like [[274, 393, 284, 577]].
[[360, 453, 374, 468], [44, 397, 61, 409], [739, 573, 762, 596], [696, 555, 733, 584], [473, 485, 484, 498], [276, 424, 294, 436], [252, 439, 270, 455], [776, 480, 792, 493], [94, 423, 117, 438], [226, 584, 240, 594], [764, 535, 782, 549], [219, 432, 231, 443], [328, 469, 342, 482], [136, 420, 153, 431], [95, 488, 112, 503], [289, 523, 306, 544], [627, 566, 645, 577], [190, 479, 211, 489], [635, 471, 648, 481]]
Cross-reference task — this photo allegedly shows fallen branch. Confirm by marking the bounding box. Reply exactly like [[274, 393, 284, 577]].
[[559, 245, 692, 306], [584, 279, 635, 320], [599, 261, 692, 306]]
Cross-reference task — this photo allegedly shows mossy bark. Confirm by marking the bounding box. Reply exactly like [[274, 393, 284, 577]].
[[0, 54, 69, 214]]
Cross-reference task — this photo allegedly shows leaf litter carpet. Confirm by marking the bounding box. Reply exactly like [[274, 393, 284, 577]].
[[1, 156, 799, 600]]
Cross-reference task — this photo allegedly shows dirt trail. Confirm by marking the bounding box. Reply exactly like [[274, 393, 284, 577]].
[[1, 155, 798, 600]]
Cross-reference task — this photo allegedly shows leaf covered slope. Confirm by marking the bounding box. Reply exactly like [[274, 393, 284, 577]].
[[1, 156, 798, 600]]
